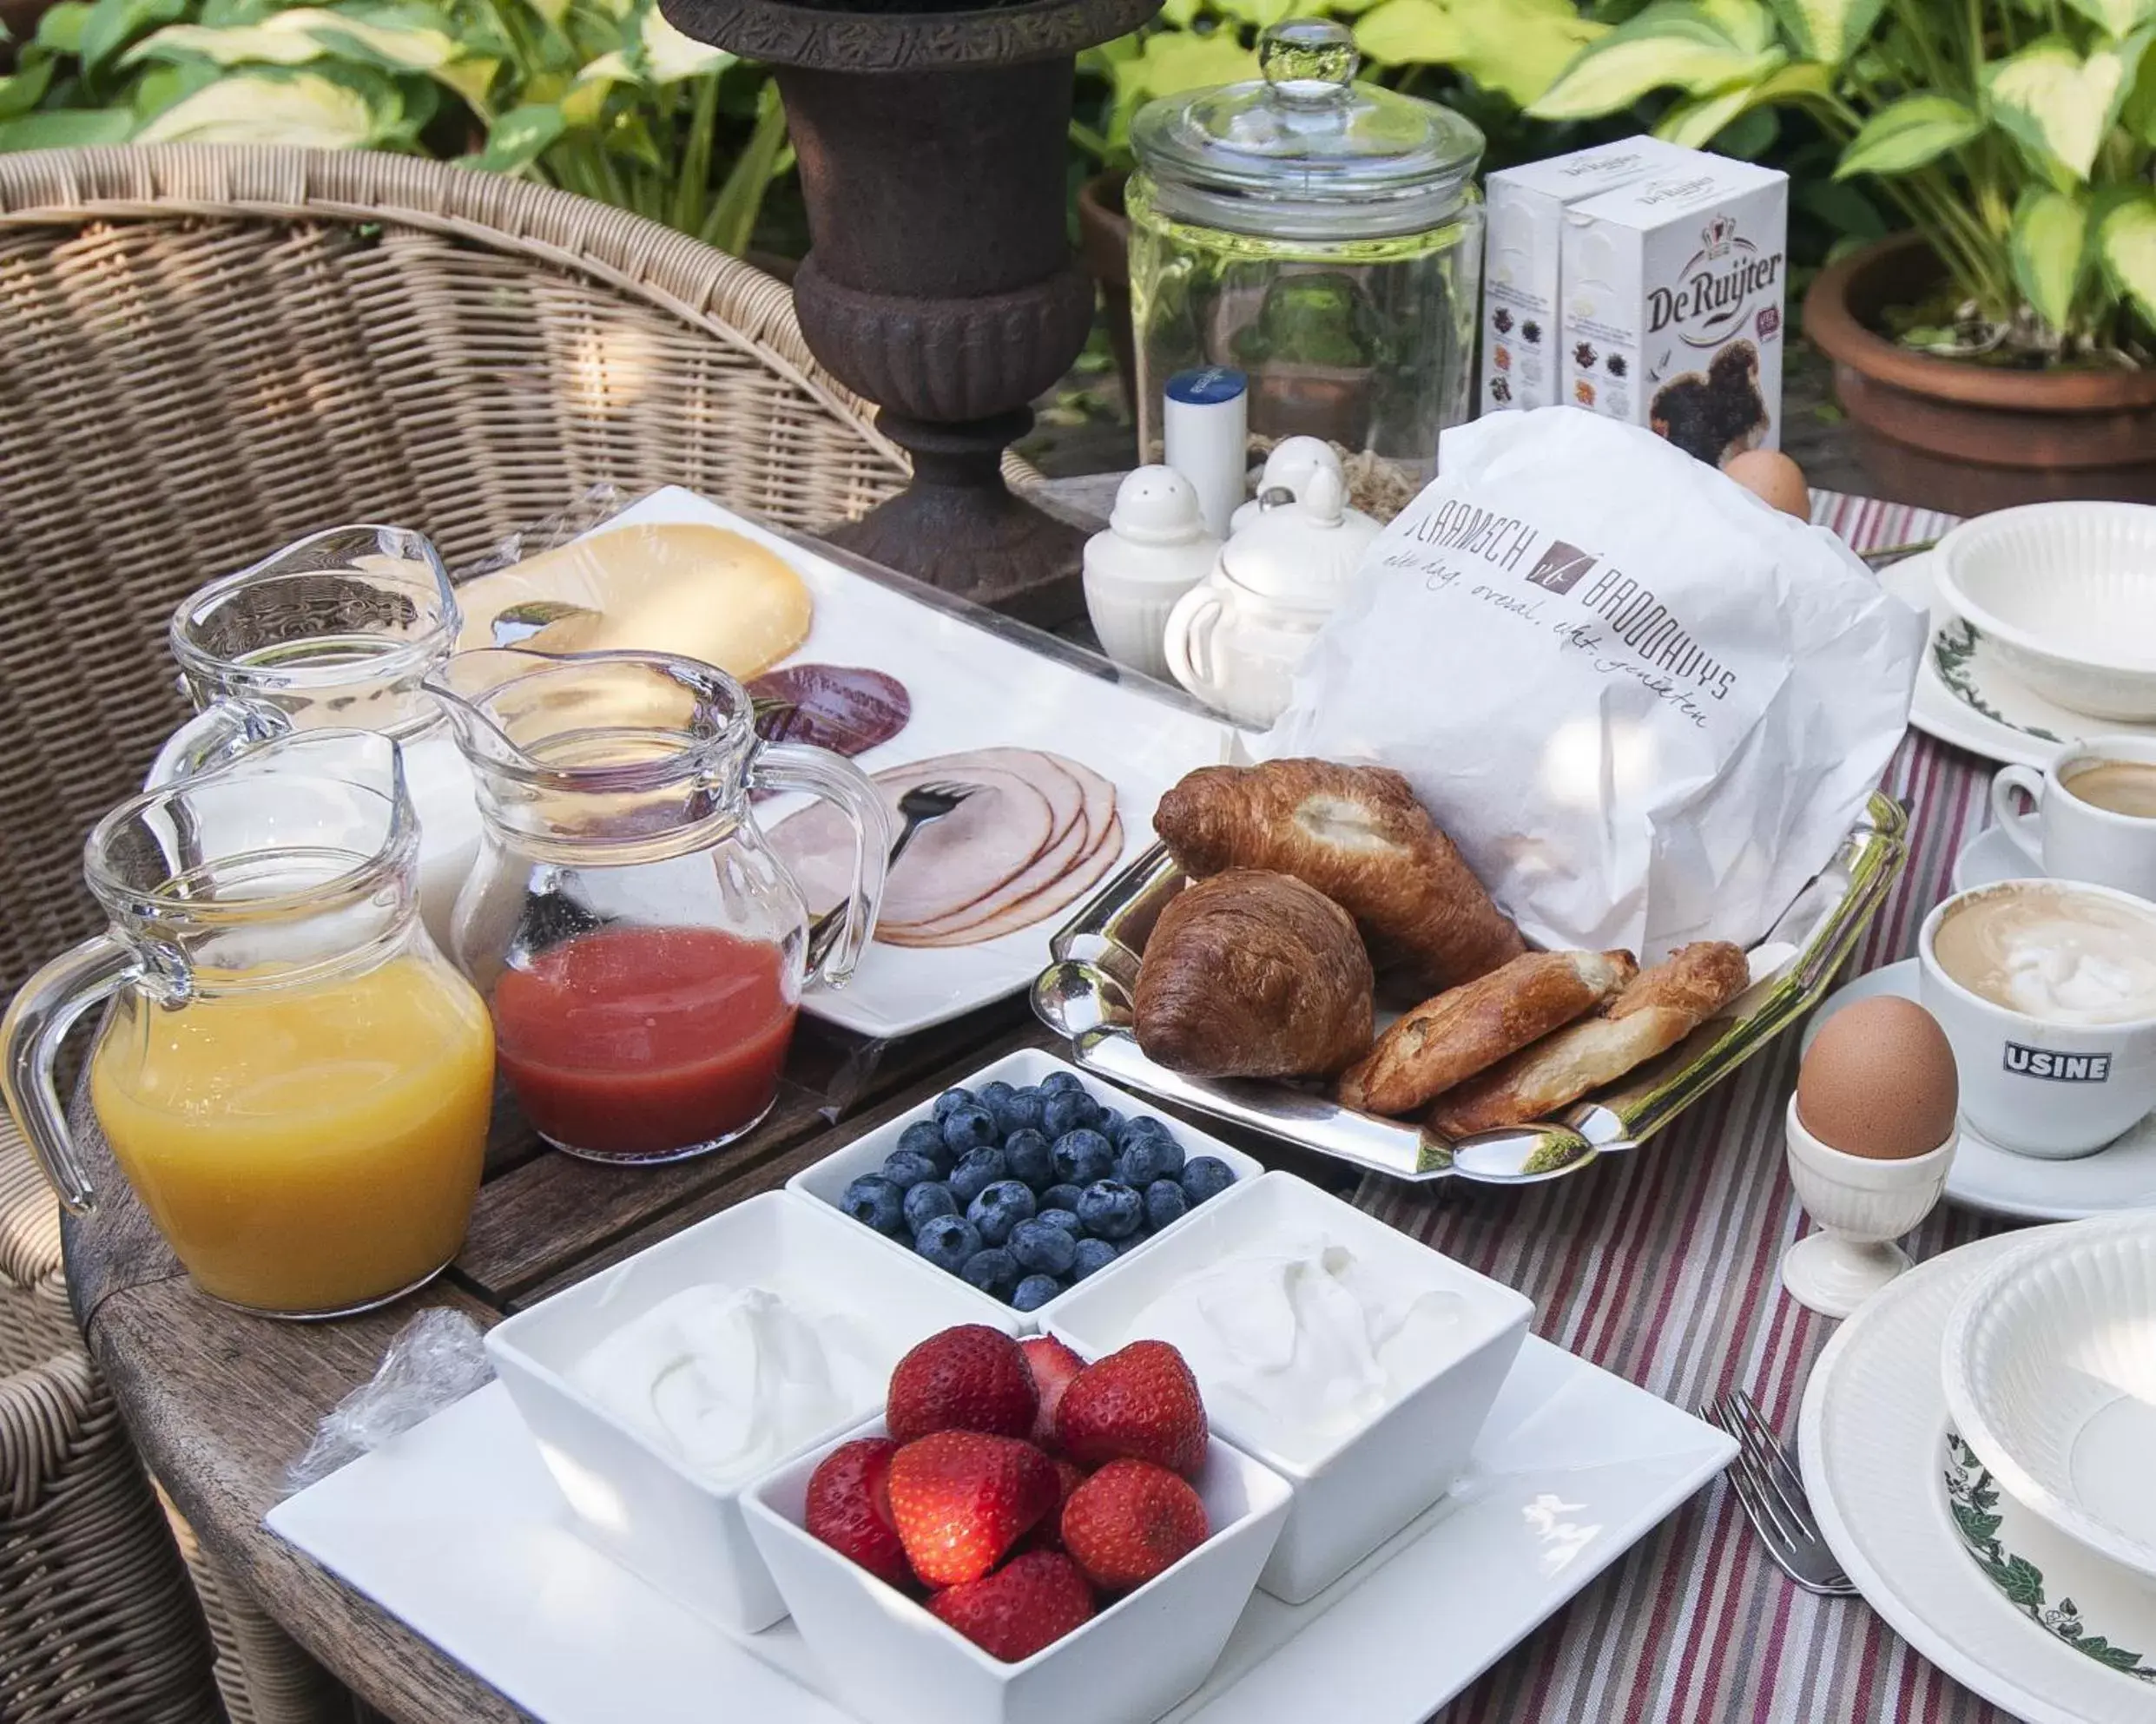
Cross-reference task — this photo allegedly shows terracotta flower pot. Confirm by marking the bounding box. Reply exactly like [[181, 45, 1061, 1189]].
[[1077, 168, 1135, 415], [1803, 234, 2156, 515]]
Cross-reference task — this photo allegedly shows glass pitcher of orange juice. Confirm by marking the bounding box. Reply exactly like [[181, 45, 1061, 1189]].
[[1, 731, 495, 1319]]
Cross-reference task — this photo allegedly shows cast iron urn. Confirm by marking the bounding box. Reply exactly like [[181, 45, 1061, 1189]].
[[661, 0, 1161, 603]]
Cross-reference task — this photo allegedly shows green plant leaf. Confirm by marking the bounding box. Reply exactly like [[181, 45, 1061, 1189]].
[[463, 97, 564, 168], [132, 56, 224, 117], [79, 0, 188, 72], [135, 66, 384, 143], [1652, 56, 1826, 145], [2096, 191, 2156, 321], [34, 1, 92, 51], [635, 7, 729, 81], [2009, 187, 2087, 328], [1210, 0, 1297, 27], [1354, 0, 1465, 65], [1430, 0, 1607, 103], [305, 9, 459, 69], [1985, 34, 2145, 185], [126, 20, 320, 64], [1527, 4, 1783, 118], [1766, 0, 1883, 63], [0, 105, 134, 148], [1832, 93, 1982, 177], [1695, 0, 1775, 52], [0, 51, 55, 117], [2060, 0, 2155, 38]]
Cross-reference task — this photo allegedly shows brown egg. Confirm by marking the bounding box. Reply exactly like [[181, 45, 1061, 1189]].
[[1723, 449, 1810, 519], [1797, 997, 1958, 1159]]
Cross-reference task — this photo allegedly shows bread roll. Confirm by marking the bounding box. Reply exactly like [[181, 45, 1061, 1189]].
[[1335, 949, 1637, 1116], [1135, 871, 1374, 1079], [1152, 760, 1524, 990], [1428, 942, 1751, 1135]]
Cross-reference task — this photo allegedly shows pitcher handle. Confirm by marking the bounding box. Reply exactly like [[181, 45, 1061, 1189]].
[[1163, 583, 1225, 707], [752, 742, 892, 989], [148, 698, 293, 787], [1, 936, 135, 1214]]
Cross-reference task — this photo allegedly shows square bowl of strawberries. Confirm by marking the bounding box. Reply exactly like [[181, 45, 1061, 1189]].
[[742, 1323, 1291, 1724]]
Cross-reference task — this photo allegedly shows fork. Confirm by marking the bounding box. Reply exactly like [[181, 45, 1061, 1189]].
[[804, 781, 978, 971], [1702, 1389, 1859, 1597]]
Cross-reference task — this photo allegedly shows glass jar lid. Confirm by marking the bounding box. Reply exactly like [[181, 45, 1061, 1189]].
[[1131, 18, 1485, 241]]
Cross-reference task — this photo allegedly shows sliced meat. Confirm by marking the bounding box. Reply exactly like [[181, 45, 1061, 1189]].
[[749, 664, 911, 756], [881, 754, 1091, 936], [884, 813, 1126, 949]]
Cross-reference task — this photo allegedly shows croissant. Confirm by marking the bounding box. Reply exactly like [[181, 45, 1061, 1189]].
[[1152, 760, 1524, 990], [1135, 871, 1375, 1079]]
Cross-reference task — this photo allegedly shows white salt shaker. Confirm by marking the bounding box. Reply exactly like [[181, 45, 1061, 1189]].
[[1163, 367, 1249, 538], [1082, 466, 1221, 681], [1230, 436, 1345, 534]]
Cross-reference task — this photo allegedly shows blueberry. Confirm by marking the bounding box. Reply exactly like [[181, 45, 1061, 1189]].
[[1114, 1135, 1182, 1188], [1042, 1182, 1085, 1215], [1041, 1090, 1093, 1140], [1010, 1217, 1078, 1276], [960, 1247, 1019, 1299], [903, 1181, 959, 1234], [1052, 1128, 1115, 1188], [915, 1215, 981, 1273], [967, 1180, 1037, 1247], [1040, 1071, 1085, 1094], [948, 1146, 1007, 1207], [1116, 1113, 1170, 1146], [1071, 1237, 1119, 1280], [841, 1174, 905, 1234], [940, 1105, 998, 1158], [1077, 1180, 1144, 1240], [882, 1148, 941, 1191], [977, 1080, 1016, 1114], [1096, 1108, 1124, 1142], [1181, 1155, 1236, 1205], [991, 1088, 1045, 1137], [899, 1117, 953, 1172], [1036, 1207, 1084, 1238], [1144, 1178, 1189, 1232], [1003, 1128, 1056, 1190], [1012, 1274, 1064, 1313], [933, 1087, 976, 1120]]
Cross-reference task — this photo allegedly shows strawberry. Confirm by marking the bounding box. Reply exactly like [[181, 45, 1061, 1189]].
[[887, 1326, 1037, 1444], [886, 1431, 1060, 1587], [803, 1438, 913, 1590], [1060, 1458, 1210, 1593], [1019, 1335, 1085, 1448], [1052, 1339, 1209, 1475], [1018, 1457, 1091, 1553], [928, 1550, 1096, 1662]]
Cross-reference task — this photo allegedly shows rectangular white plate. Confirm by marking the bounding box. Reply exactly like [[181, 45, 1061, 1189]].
[[563, 489, 1233, 1040], [268, 1338, 1733, 1724]]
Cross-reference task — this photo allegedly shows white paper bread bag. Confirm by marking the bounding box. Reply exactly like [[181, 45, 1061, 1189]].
[[1266, 408, 1923, 959]]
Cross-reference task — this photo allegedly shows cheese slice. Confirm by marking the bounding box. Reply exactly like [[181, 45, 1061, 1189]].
[[456, 523, 813, 679]]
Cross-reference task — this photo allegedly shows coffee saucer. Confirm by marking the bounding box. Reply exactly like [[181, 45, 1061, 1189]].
[[1803, 961, 2156, 1221], [1952, 816, 2043, 894]]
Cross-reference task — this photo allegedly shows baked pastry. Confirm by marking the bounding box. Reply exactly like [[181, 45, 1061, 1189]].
[[1429, 942, 1751, 1135], [1335, 949, 1637, 1116], [1152, 760, 1524, 989], [1136, 871, 1374, 1079]]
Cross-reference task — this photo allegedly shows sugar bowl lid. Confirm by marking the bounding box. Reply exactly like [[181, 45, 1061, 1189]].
[[1218, 467, 1381, 602], [1131, 18, 1485, 241]]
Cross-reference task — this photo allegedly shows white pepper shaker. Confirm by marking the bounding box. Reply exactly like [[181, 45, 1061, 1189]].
[[1083, 466, 1221, 681]]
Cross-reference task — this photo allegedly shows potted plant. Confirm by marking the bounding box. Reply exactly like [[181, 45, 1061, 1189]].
[[1530, 0, 2156, 512]]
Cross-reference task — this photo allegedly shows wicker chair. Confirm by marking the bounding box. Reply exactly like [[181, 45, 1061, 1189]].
[[0, 142, 1017, 1724]]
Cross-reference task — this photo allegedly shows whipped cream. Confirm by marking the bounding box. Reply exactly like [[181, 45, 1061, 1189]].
[[1934, 887, 2156, 1025], [570, 1285, 881, 1487], [1126, 1236, 1471, 1466]]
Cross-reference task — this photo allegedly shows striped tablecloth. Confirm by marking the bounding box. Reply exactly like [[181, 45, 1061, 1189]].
[[1357, 490, 2023, 1723]]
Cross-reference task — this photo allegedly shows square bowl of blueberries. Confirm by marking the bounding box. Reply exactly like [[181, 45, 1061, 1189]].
[[788, 1050, 1263, 1327]]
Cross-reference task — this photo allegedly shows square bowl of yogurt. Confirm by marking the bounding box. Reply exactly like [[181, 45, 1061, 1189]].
[[1046, 1171, 1533, 1602], [485, 1190, 1022, 1634]]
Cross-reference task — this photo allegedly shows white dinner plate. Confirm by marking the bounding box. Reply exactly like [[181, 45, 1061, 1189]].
[[1804, 961, 2156, 1221], [1952, 816, 2041, 894], [1799, 1227, 2156, 1724], [560, 489, 1235, 1040], [267, 1341, 1733, 1724], [1882, 552, 2156, 771]]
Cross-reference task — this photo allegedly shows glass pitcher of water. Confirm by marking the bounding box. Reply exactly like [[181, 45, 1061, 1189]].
[[425, 648, 890, 1166], [154, 524, 479, 953], [1, 733, 494, 1319]]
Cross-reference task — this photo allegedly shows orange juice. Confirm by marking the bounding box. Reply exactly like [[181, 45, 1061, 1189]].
[[89, 955, 495, 1315]]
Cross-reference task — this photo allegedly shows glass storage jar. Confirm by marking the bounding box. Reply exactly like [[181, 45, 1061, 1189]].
[[1128, 17, 1486, 506]]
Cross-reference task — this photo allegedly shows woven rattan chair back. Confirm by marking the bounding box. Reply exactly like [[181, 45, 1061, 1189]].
[[0, 144, 915, 996]]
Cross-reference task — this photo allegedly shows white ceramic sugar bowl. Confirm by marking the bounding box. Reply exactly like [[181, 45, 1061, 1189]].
[[1229, 436, 1346, 534], [1164, 466, 1381, 728], [1082, 465, 1223, 681]]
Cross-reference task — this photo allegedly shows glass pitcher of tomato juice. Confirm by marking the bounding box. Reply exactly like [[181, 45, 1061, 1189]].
[[1, 733, 494, 1319], [425, 648, 889, 1164]]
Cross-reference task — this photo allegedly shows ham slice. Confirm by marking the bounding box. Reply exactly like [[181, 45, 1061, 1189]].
[[882, 813, 1126, 949]]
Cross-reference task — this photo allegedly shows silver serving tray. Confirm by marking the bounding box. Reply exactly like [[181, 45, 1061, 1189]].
[[1031, 793, 1909, 1187]]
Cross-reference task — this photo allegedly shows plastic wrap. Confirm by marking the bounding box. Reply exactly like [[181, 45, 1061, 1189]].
[[286, 1307, 494, 1492]]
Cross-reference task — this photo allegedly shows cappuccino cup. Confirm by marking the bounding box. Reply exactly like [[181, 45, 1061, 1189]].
[[1991, 736, 2156, 898], [1918, 879, 2156, 1159]]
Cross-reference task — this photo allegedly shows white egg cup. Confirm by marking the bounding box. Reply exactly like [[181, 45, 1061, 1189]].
[[1780, 1095, 1956, 1319]]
